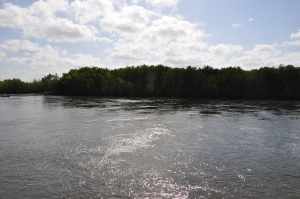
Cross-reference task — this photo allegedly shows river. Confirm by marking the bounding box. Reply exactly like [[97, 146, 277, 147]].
[[0, 95, 300, 198]]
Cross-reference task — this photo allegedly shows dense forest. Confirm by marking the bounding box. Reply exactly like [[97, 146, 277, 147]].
[[1, 65, 300, 99]]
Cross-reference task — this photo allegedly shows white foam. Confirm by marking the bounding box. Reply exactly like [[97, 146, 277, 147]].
[[107, 116, 148, 122], [107, 127, 172, 156], [238, 174, 246, 182], [240, 126, 263, 132], [81, 126, 174, 170], [135, 170, 222, 199]]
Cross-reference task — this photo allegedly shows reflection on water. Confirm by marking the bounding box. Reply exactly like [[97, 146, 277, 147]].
[[0, 95, 300, 199]]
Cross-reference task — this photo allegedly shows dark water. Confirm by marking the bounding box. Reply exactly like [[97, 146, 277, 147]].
[[1, 96, 300, 199]]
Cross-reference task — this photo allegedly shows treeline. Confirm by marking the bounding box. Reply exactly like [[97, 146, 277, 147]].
[[1, 65, 300, 99]]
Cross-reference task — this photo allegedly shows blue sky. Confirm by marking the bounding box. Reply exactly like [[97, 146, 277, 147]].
[[0, 0, 300, 80], [179, 0, 300, 46]]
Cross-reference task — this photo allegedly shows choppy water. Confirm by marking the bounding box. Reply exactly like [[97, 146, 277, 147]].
[[1, 96, 300, 199]]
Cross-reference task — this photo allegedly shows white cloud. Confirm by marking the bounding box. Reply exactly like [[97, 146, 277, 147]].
[[0, 39, 103, 80], [0, 0, 299, 80], [291, 29, 300, 40], [100, 5, 158, 35], [0, 51, 6, 59], [70, 0, 114, 24], [209, 44, 243, 57], [145, 0, 178, 7], [228, 44, 281, 68], [248, 17, 254, 22], [0, 40, 40, 54], [232, 23, 242, 28], [283, 29, 300, 47], [0, 1, 109, 43], [111, 15, 208, 66]]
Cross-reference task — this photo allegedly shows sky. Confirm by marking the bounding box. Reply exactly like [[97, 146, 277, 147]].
[[0, 0, 300, 80]]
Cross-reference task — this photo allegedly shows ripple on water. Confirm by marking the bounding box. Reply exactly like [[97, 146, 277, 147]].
[[72, 125, 225, 198], [134, 170, 223, 199], [106, 117, 149, 123], [105, 126, 173, 156], [75, 126, 174, 175]]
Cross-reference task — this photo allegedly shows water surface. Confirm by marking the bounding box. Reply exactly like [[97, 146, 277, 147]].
[[1, 96, 300, 198]]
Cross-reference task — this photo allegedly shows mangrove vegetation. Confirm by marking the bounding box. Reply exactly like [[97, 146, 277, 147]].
[[1, 65, 300, 99]]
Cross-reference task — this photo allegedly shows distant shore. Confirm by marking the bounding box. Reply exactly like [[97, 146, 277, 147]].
[[1, 65, 300, 100]]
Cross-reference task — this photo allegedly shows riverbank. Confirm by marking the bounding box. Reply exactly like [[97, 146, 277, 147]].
[[1, 65, 300, 99]]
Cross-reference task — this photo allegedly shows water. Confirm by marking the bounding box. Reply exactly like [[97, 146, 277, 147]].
[[1, 96, 300, 199]]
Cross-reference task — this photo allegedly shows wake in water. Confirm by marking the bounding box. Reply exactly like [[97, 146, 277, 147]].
[[86, 126, 173, 169], [71, 125, 224, 198]]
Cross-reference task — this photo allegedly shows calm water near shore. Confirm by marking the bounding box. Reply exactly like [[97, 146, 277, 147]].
[[0, 95, 300, 199]]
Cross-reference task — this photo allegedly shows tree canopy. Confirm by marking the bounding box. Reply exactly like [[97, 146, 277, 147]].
[[1, 65, 300, 99]]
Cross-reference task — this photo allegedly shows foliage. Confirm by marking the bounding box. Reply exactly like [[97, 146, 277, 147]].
[[1, 65, 300, 99]]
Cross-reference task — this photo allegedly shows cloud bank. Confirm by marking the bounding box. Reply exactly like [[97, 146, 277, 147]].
[[0, 0, 299, 80]]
